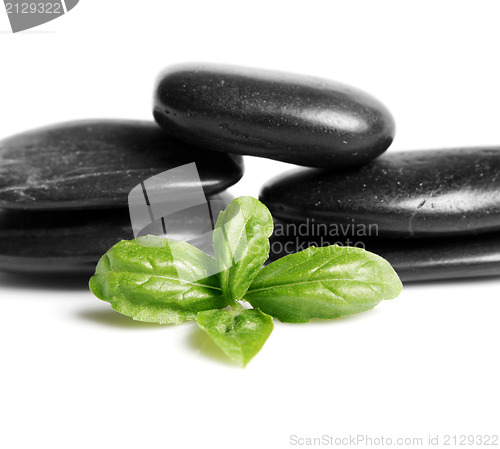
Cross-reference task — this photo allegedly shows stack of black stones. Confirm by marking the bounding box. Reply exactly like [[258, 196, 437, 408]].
[[1, 63, 499, 282], [0, 121, 243, 274]]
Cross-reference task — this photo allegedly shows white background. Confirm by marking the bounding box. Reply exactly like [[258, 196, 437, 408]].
[[1, 1, 499, 448]]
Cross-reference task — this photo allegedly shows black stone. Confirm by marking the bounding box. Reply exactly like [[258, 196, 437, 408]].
[[0, 193, 233, 275], [260, 148, 500, 238], [153, 63, 395, 168], [267, 224, 500, 282], [0, 120, 244, 210], [0, 208, 131, 275]]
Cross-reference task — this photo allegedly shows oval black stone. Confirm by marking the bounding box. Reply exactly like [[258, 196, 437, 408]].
[[0, 120, 244, 210], [267, 225, 500, 282], [0, 208, 132, 275], [0, 193, 233, 275], [153, 64, 395, 168], [260, 148, 500, 238]]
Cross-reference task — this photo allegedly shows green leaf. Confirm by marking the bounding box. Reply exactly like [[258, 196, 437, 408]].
[[89, 235, 228, 324], [244, 245, 402, 323], [213, 196, 273, 303], [196, 308, 274, 367]]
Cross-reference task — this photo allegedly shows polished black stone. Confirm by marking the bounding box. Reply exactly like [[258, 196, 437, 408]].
[[267, 223, 500, 282], [260, 148, 500, 238], [0, 193, 233, 275], [0, 120, 244, 210], [153, 64, 395, 168], [0, 208, 132, 274]]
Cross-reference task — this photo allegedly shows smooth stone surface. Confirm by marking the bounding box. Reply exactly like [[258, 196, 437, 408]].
[[261, 148, 500, 238], [267, 223, 500, 282], [0, 193, 233, 275], [154, 63, 395, 168], [0, 120, 244, 210]]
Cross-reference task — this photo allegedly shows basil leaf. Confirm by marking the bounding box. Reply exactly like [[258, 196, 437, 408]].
[[213, 196, 273, 303], [196, 308, 274, 367], [245, 245, 402, 323], [89, 235, 228, 324]]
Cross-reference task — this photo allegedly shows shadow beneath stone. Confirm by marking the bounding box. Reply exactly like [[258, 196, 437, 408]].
[[186, 326, 237, 367], [78, 308, 169, 329], [402, 274, 500, 288], [0, 272, 91, 291]]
